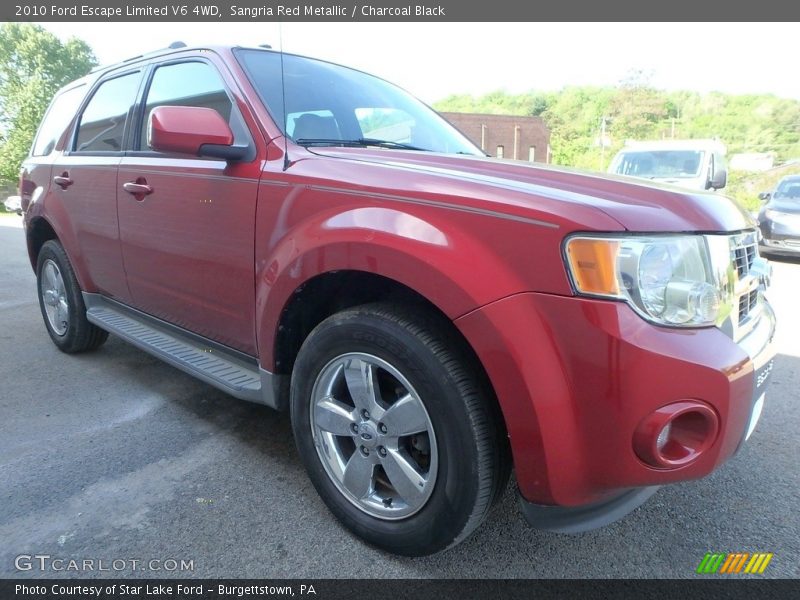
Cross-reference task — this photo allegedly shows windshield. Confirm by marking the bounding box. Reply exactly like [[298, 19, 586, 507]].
[[236, 49, 482, 156], [611, 150, 705, 179], [774, 179, 800, 200]]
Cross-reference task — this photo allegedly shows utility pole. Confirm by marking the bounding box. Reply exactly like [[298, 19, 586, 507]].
[[600, 116, 608, 168]]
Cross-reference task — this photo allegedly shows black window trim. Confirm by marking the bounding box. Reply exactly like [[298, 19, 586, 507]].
[[66, 69, 145, 157], [126, 56, 256, 162]]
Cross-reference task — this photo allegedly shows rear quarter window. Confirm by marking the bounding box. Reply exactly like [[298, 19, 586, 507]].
[[31, 85, 87, 157]]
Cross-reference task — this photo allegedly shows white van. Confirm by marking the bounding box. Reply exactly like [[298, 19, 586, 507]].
[[608, 139, 728, 192]]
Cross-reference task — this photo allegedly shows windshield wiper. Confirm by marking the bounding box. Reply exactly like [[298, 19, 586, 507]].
[[295, 138, 428, 151], [358, 138, 428, 151]]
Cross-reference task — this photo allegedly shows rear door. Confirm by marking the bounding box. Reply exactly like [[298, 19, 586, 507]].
[[48, 70, 143, 300], [117, 58, 261, 355]]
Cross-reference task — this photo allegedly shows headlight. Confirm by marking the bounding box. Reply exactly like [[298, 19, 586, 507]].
[[564, 235, 723, 327]]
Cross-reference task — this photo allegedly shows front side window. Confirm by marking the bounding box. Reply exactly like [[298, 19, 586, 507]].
[[236, 49, 482, 156], [32, 85, 86, 156], [74, 72, 140, 153], [139, 61, 246, 150]]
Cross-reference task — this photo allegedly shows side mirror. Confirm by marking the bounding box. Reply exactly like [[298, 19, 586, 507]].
[[709, 167, 727, 190], [758, 192, 772, 201], [148, 106, 247, 161]]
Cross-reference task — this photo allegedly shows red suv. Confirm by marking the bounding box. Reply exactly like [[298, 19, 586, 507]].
[[20, 44, 776, 556]]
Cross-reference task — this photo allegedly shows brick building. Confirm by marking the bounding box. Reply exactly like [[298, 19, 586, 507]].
[[440, 112, 551, 163]]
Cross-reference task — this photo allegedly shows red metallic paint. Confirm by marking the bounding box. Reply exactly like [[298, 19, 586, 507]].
[[30, 157, 132, 302], [148, 105, 235, 155], [455, 292, 755, 506], [117, 158, 260, 354]]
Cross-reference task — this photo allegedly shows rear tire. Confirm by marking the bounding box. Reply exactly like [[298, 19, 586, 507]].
[[36, 240, 108, 353], [290, 303, 507, 556]]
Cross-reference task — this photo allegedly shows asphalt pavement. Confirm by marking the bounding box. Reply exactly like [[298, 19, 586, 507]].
[[0, 217, 797, 578]]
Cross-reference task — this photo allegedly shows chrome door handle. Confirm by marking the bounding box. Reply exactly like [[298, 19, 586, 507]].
[[53, 174, 73, 189], [122, 182, 153, 196]]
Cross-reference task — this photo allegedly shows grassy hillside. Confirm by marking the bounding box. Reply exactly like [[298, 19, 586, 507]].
[[435, 82, 800, 210], [727, 163, 800, 211]]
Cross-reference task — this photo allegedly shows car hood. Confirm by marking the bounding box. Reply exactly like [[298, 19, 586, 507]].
[[767, 200, 800, 214], [305, 148, 755, 233], [647, 176, 703, 188]]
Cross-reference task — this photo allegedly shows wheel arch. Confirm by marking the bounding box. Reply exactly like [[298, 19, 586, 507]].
[[26, 215, 60, 271], [265, 269, 510, 465]]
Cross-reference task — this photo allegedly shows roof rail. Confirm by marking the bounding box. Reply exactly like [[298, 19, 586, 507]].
[[90, 41, 189, 73]]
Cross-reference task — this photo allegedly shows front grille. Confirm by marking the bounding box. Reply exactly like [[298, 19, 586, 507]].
[[729, 232, 762, 327], [732, 240, 757, 277], [738, 289, 759, 323]]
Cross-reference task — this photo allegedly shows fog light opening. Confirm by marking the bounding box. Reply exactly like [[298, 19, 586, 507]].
[[658, 411, 714, 464], [656, 421, 672, 452], [634, 401, 719, 469]]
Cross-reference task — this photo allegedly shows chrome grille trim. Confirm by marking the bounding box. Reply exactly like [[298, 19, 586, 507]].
[[730, 232, 761, 324], [707, 230, 768, 343], [732, 240, 757, 278]]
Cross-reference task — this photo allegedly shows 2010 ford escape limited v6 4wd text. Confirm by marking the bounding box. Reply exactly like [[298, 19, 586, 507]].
[[20, 44, 776, 556]]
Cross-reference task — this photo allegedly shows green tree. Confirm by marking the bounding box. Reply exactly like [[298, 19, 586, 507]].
[[608, 70, 669, 144], [0, 23, 96, 184]]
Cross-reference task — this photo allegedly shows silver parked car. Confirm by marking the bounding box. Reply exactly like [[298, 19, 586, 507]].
[[758, 175, 800, 257], [3, 195, 22, 215]]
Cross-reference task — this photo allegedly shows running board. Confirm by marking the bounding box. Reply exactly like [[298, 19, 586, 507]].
[[83, 293, 281, 408]]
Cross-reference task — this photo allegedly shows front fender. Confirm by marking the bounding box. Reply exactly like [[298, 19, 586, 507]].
[[254, 189, 571, 367], [256, 209, 521, 367]]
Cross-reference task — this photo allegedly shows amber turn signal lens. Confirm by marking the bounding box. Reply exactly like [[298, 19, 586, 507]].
[[565, 238, 621, 296]]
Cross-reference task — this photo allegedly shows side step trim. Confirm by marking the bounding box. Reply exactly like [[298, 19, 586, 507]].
[[83, 293, 281, 408]]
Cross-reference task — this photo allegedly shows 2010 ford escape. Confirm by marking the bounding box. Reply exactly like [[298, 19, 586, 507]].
[[19, 44, 776, 556]]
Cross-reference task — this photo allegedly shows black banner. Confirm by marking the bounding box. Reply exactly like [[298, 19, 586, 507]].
[[3, 0, 800, 22], [1, 579, 797, 600]]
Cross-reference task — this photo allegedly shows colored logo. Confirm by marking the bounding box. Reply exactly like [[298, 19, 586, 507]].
[[696, 552, 773, 574]]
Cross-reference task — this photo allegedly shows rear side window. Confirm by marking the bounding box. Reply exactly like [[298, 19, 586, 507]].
[[74, 72, 141, 153], [139, 61, 246, 150], [32, 85, 87, 157]]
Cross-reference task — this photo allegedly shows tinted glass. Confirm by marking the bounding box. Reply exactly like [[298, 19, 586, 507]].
[[140, 61, 244, 150], [237, 50, 482, 155], [775, 179, 800, 200], [32, 85, 86, 156], [74, 72, 140, 152], [611, 150, 704, 179]]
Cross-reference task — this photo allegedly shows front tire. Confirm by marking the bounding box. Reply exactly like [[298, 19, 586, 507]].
[[36, 240, 108, 353], [290, 303, 506, 556]]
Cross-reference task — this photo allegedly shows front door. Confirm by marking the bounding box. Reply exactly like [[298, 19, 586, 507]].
[[117, 59, 260, 355]]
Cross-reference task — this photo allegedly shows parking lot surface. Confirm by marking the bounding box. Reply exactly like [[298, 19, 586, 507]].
[[0, 219, 797, 578]]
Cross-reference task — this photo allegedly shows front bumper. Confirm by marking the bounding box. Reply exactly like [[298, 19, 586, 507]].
[[519, 485, 661, 534], [761, 238, 800, 256], [456, 292, 777, 519], [759, 219, 800, 255]]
